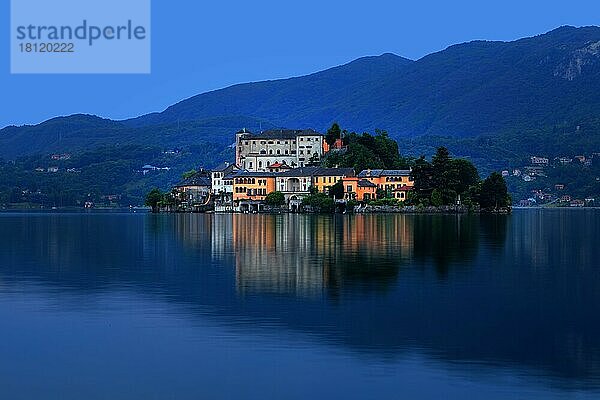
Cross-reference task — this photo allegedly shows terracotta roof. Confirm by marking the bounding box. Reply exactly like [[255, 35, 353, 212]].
[[268, 162, 291, 169]]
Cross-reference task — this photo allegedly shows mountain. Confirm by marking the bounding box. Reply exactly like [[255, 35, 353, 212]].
[[124, 25, 600, 139], [0, 114, 274, 160], [124, 53, 414, 129], [3, 25, 600, 162], [1, 26, 600, 206]]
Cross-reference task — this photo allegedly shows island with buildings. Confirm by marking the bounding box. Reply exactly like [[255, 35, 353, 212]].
[[145, 126, 511, 214]]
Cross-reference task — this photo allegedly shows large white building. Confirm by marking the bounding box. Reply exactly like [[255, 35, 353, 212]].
[[211, 162, 239, 195], [235, 128, 325, 172]]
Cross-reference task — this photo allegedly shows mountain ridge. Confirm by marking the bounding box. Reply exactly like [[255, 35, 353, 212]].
[[1, 25, 600, 162]]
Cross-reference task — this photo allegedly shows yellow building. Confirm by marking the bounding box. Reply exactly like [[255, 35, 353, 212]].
[[233, 171, 276, 202], [311, 168, 355, 194]]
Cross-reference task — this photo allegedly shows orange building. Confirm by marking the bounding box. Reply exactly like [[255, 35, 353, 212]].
[[357, 169, 414, 201], [322, 138, 345, 153], [312, 167, 355, 194], [342, 177, 377, 201], [233, 171, 276, 202]]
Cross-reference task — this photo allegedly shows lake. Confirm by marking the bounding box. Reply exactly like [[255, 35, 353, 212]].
[[0, 210, 599, 399]]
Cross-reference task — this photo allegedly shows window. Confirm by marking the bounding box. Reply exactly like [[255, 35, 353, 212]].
[[346, 185, 352, 192], [259, 161, 263, 168]]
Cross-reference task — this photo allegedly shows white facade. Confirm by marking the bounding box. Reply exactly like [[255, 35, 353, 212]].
[[211, 163, 239, 194], [235, 129, 325, 172]]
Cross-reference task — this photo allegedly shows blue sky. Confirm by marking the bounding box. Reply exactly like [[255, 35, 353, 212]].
[[1, 0, 600, 128]]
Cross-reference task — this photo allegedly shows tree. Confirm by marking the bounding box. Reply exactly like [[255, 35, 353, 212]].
[[373, 129, 404, 169], [144, 188, 164, 213], [451, 159, 480, 195], [431, 147, 459, 204], [479, 172, 511, 210], [328, 180, 344, 200], [265, 191, 285, 206], [322, 127, 406, 172], [410, 156, 433, 203], [432, 147, 451, 183], [431, 189, 443, 206], [325, 123, 342, 146], [301, 192, 335, 213]]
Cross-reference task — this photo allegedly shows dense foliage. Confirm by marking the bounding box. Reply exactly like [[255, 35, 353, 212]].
[[0, 143, 231, 208], [301, 191, 335, 213], [323, 127, 411, 173], [478, 173, 511, 210], [409, 147, 509, 210], [144, 188, 164, 213], [265, 191, 285, 206]]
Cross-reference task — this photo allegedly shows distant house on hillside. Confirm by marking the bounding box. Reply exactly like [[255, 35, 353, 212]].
[[51, 153, 71, 160], [141, 165, 170, 175], [530, 156, 549, 165], [570, 199, 585, 207], [556, 156, 572, 165]]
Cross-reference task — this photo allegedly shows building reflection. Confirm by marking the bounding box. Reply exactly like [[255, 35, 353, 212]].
[[230, 214, 415, 297], [2, 212, 599, 386]]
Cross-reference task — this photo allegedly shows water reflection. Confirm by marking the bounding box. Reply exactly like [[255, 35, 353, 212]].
[[0, 211, 598, 392]]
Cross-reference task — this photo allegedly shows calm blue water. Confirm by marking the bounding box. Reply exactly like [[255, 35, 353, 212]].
[[0, 210, 599, 399]]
